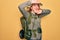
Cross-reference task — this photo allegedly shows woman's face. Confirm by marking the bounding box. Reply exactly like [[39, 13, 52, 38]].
[[31, 4, 40, 12]]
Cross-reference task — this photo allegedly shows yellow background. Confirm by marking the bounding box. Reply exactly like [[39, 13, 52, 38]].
[[0, 0, 60, 40]]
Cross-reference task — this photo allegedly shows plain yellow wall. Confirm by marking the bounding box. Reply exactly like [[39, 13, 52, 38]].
[[0, 0, 60, 40]]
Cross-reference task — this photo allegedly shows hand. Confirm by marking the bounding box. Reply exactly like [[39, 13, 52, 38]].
[[34, 9, 42, 14], [37, 10, 42, 14]]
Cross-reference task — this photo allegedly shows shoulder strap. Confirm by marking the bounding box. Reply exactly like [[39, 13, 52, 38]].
[[27, 12, 32, 24]]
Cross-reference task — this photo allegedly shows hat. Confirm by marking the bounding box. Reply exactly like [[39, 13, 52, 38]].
[[30, 0, 43, 5], [26, 0, 43, 10], [27, 0, 43, 8]]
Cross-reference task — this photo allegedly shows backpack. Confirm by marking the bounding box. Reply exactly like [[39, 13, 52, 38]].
[[19, 16, 32, 39]]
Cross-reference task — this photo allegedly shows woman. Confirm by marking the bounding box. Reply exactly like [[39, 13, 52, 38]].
[[18, 0, 51, 40]]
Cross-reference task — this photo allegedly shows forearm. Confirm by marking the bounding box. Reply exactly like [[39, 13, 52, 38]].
[[19, 1, 31, 8], [42, 9, 51, 14], [39, 9, 51, 18], [18, 1, 31, 18]]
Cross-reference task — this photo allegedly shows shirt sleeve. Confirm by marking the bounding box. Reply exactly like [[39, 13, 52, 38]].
[[38, 9, 51, 18], [18, 1, 31, 18]]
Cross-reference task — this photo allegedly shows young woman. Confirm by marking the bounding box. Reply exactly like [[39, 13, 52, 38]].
[[18, 0, 51, 40]]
